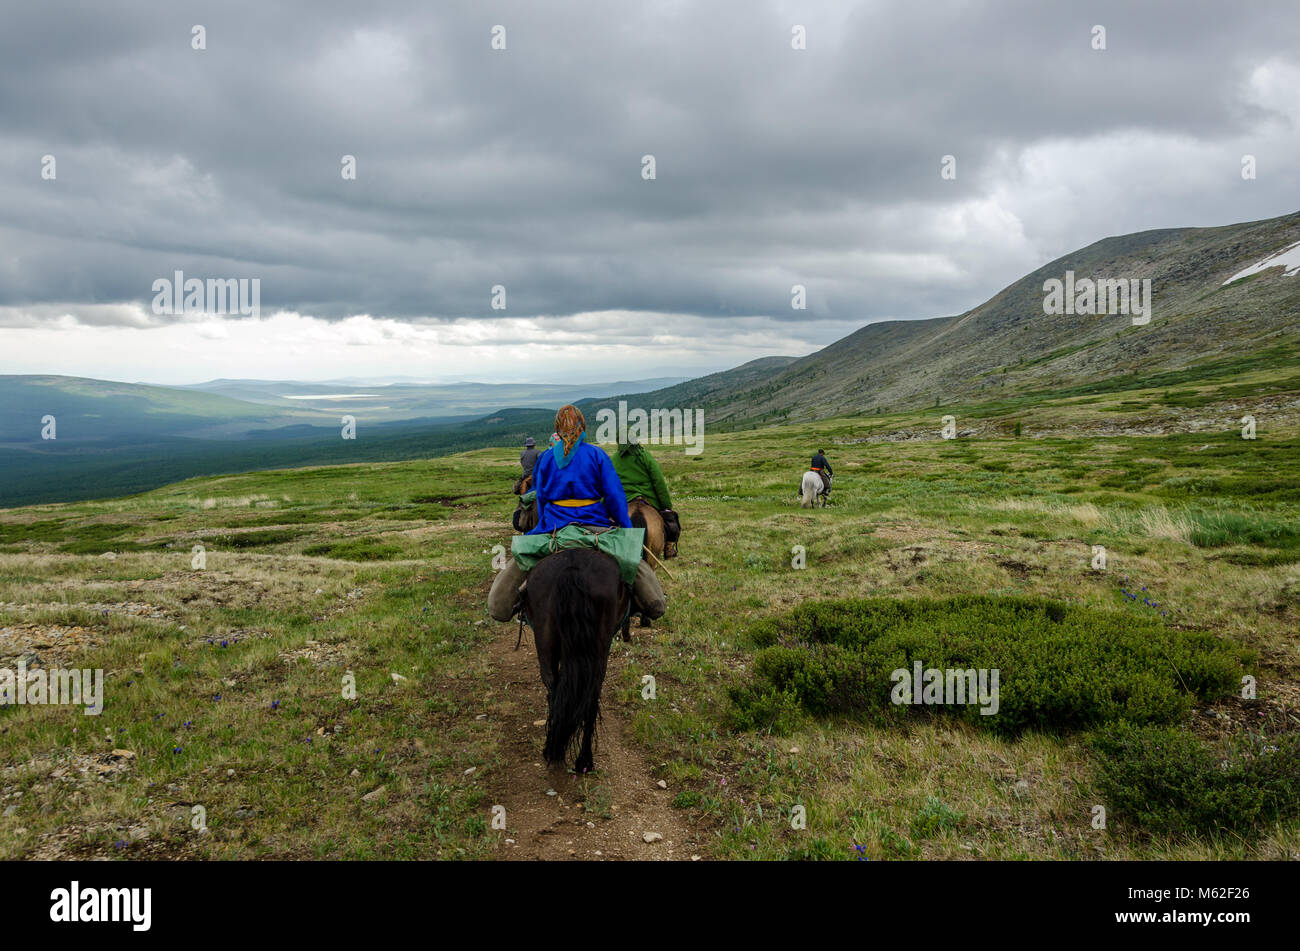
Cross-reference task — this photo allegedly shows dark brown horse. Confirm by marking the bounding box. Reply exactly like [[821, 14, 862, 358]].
[[519, 548, 630, 774]]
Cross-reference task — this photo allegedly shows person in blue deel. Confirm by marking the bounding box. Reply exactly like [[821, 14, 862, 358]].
[[488, 404, 666, 622], [529, 403, 631, 534]]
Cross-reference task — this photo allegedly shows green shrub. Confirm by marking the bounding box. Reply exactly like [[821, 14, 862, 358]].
[[1090, 723, 1300, 836], [1159, 475, 1221, 495], [910, 796, 964, 839], [671, 790, 701, 809], [52, 522, 177, 553], [1186, 511, 1300, 549], [732, 596, 1247, 736], [726, 683, 804, 734], [303, 539, 405, 561], [1214, 548, 1300, 567], [199, 528, 301, 549], [0, 519, 67, 543]]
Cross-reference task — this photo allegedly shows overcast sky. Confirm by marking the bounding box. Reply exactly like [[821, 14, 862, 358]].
[[1, 0, 1298, 385]]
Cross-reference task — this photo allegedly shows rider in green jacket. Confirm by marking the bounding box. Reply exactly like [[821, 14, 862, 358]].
[[612, 440, 672, 511], [612, 440, 681, 558]]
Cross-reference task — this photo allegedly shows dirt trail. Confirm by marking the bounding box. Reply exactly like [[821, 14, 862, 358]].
[[483, 623, 701, 860]]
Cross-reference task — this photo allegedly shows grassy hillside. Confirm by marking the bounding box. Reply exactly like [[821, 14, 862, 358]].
[[584, 356, 799, 414], [1, 363, 1297, 860], [618, 210, 1300, 427]]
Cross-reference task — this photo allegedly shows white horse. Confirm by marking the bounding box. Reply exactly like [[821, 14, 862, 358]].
[[800, 470, 830, 508]]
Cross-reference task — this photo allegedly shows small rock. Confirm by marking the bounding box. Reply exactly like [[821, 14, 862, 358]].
[[2, 805, 16, 817], [656, 780, 668, 789], [226, 769, 235, 777], [350, 769, 361, 777], [533, 719, 546, 727], [788, 746, 799, 754], [362, 785, 387, 802], [505, 838, 515, 845], [463, 767, 476, 776], [390, 672, 407, 683], [546, 789, 557, 797], [691, 855, 701, 861], [642, 832, 663, 843]]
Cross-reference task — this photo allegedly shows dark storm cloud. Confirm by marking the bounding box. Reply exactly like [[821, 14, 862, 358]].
[[1, 0, 1297, 330]]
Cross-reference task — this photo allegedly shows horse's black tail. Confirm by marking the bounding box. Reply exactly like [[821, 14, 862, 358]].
[[542, 562, 604, 765]]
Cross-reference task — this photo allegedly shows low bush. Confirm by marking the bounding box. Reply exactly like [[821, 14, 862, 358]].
[[733, 596, 1247, 736], [1090, 723, 1300, 836], [303, 539, 405, 561]]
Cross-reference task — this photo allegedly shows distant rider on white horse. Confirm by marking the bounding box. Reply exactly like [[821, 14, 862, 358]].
[[810, 448, 833, 497]]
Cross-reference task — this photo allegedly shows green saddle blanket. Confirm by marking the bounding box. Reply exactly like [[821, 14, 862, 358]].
[[511, 525, 645, 584]]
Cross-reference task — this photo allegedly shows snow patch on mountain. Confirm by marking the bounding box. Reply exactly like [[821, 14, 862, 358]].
[[1222, 240, 1300, 285]]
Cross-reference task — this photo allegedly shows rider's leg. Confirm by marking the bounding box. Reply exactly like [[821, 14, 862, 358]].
[[487, 560, 527, 621], [632, 561, 667, 619]]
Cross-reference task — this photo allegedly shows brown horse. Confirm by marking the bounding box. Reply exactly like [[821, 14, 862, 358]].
[[628, 498, 664, 559], [519, 548, 630, 774], [513, 494, 539, 533]]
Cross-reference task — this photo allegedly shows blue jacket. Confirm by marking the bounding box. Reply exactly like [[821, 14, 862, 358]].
[[529, 437, 632, 534]]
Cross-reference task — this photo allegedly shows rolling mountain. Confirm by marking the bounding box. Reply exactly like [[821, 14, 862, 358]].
[[606, 210, 1300, 427], [4, 210, 1297, 506]]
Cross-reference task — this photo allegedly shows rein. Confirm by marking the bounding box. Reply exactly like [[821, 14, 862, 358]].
[[515, 609, 528, 650]]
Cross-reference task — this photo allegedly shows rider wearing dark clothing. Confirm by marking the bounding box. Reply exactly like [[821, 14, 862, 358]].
[[515, 437, 540, 494], [810, 449, 833, 493], [520, 437, 540, 478]]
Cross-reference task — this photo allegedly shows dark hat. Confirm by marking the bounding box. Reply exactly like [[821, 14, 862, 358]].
[[525, 437, 536, 447]]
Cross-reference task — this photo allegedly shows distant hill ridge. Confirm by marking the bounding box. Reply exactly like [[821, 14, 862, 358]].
[[597, 209, 1300, 427], [3, 209, 1298, 506]]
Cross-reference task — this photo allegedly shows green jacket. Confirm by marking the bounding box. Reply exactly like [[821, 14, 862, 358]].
[[611, 444, 672, 510]]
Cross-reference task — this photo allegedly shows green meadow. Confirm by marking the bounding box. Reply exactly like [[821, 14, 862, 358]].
[[1, 370, 1297, 860]]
